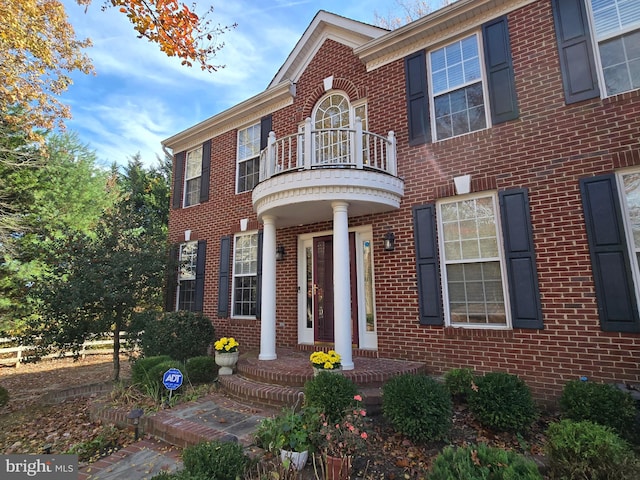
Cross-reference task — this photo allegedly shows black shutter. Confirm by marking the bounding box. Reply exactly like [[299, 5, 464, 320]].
[[217, 235, 232, 318], [260, 115, 272, 150], [172, 151, 185, 209], [580, 175, 640, 332], [551, 0, 600, 104], [412, 204, 443, 325], [255, 230, 264, 319], [499, 189, 543, 329], [482, 16, 519, 125], [200, 140, 211, 203], [194, 240, 207, 312], [164, 244, 179, 312], [405, 51, 431, 145]]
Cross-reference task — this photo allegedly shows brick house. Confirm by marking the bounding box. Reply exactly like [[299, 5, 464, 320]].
[[162, 0, 640, 401]]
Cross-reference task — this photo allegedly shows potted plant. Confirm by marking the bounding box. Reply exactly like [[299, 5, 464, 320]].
[[213, 337, 239, 375], [255, 407, 315, 471], [309, 350, 341, 376], [319, 395, 369, 480]]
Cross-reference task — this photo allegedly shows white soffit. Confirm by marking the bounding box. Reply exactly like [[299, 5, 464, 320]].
[[355, 0, 538, 71], [268, 10, 388, 88]]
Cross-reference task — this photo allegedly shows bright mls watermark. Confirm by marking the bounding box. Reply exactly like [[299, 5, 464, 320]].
[[1, 455, 78, 479]]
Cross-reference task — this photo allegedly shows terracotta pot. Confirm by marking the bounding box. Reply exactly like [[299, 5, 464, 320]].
[[325, 454, 351, 480], [215, 351, 239, 375]]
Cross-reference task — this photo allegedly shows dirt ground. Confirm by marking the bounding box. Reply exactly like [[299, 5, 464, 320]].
[[0, 355, 553, 478]]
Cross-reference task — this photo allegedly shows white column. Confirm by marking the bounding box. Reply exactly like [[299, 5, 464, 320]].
[[332, 201, 354, 370], [259, 215, 277, 360]]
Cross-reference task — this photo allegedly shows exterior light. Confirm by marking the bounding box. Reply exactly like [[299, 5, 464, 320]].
[[127, 408, 144, 440], [276, 245, 286, 261], [383, 230, 395, 252]]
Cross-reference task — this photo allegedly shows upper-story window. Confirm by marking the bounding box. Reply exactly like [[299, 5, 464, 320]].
[[588, 0, 640, 96], [311, 93, 369, 164], [237, 123, 261, 193], [429, 34, 487, 141], [405, 16, 518, 145], [184, 146, 202, 207]]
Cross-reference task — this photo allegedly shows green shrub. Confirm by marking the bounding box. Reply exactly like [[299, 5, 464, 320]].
[[0, 385, 9, 407], [132, 311, 215, 362], [560, 380, 638, 442], [131, 355, 172, 387], [444, 367, 475, 401], [545, 419, 640, 480], [382, 374, 452, 442], [468, 372, 537, 433], [429, 444, 542, 480], [185, 356, 216, 384], [145, 360, 185, 399], [182, 440, 248, 480], [304, 372, 358, 423]]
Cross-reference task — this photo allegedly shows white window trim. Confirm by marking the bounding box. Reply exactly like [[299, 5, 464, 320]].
[[236, 122, 261, 194], [586, 0, 640, 99], [183, 146, 202, 207], [616, 168, 640, 311], [427, 30, 492, 142], [437, 192, 512, 329], [231, 230, 259, 319], [176, 241, 198, 311]]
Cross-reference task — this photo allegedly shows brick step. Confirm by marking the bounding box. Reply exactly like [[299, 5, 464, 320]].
[[218, 373, 305, 410]]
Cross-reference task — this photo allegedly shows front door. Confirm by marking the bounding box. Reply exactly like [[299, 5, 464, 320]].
[[312, 234, 358, 345]]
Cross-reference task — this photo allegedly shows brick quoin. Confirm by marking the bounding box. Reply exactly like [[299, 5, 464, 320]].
[[167, 1, 640, 403]]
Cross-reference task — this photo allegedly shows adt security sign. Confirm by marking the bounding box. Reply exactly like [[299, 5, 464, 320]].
[[162, 368, 183, 391]]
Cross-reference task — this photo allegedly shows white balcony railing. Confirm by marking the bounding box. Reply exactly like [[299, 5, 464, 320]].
[[259, 117, 397, 182]]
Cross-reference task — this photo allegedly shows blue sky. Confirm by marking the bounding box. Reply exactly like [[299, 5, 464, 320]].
[[59, 1, 444, 167]]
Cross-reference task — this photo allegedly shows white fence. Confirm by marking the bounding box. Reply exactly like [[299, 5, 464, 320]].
[[0, 332, 128, 366]]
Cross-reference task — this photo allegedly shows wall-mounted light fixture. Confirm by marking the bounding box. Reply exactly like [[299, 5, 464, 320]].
[[276, 245, 286, 261], [383, 230, 396, 252]]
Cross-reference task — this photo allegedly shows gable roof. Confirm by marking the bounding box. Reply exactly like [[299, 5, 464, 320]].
[[163, 11, 387, 152], [268, 10, 387, 87]]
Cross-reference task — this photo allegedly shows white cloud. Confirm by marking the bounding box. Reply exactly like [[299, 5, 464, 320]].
[[59, 0, 415, 167]]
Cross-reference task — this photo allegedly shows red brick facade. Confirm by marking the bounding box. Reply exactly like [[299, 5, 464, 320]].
[[166, 0, 640, 402]]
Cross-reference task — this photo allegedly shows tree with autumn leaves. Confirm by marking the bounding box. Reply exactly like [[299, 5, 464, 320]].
[[0, 0, 234, 138]]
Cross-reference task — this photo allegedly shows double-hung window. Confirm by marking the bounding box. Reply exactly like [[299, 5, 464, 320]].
[[430, 34, 488, 141], [237, 124, 261, 193], [406, 16, 518, 145], [588, 0, 640, 96], [184, 146, 203, 207], [437, 193, 509, 327], [177, 241, 198, 311], [232, 232, 258, 317]]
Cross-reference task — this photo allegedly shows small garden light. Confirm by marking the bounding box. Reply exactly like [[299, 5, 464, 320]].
[[127, 408, 144, 441]]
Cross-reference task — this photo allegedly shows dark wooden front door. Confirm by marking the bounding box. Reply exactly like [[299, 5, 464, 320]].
[[312, 234, 359, 345]]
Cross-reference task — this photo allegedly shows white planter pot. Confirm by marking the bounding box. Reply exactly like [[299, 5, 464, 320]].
[[313, 366, 342, 377], [215, 351, 239, 375], [280, 449, 309, 471]]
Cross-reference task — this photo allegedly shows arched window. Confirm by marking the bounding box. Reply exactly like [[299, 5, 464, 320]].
[[313, 93, 351, 164]]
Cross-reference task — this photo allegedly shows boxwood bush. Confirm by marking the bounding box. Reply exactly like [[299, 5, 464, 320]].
[[304, 372, 358, 423], [545, 419, 640, 479], [382, 373, 452, 442], [185, 356, 217, 384], [182, 440, 248, 480], [131, 355, 172, 387], [444, 367, 475, 402], [559, 380, 638, 443], [468, 372, 537, 432], [429, 444, 542, 480], [131, 311, 215, 362]]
